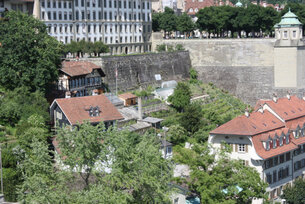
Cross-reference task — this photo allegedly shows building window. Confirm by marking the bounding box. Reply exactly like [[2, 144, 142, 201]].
[[75, 0, 79, 6], [58, 1, 62, 8], [64, 12, 67, 20], [273, 170, 277, 183], [273, 139, 277, 148], [266, 173, 272, 184], [41, 0, 45, 8], [279, 154, 285, 163], [284, 31, 288, 39], [293, 30, 297, 38], [56, 111, 62, 120], [279, 137, 283, 146], [53, 12, 57, 20], [81, 0, 85, 7], [47, 1, 51, 8], [59, 12, 62, 20], [53, 1, 56, 8], [238, 144, 245, 152], [286, 135, 290, 144], [109, 0, 112, 7]]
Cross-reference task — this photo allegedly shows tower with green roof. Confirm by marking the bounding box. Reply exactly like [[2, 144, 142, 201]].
[[274, 9, 305, 88], [274, 8, 303, 44]]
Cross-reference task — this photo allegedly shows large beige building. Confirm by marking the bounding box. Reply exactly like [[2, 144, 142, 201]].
[[1, 0, 152, 55]]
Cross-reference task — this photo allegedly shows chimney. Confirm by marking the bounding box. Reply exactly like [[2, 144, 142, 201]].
[[245, 107, 250, 117], [272, 93, 278, 103], [92, 89, 99, 96], [258, 105, 264, 113], [65, 91, 71, 98], [286, 91, 291, 100]]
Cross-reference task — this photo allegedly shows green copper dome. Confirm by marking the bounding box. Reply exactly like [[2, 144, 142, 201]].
[[235, 1, 242, 7], [274, 9, 302, 28]]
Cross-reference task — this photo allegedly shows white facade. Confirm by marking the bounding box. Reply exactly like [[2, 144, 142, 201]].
[[209, 96, 305, 203]]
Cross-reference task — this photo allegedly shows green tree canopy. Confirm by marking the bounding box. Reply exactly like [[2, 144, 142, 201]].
[[282, 178, 305, 204], [0, 87, 49, 126], [175, 144, 267, 203], [168, 82, 191, 112], [43, 122, 174, 203], [177, 13, 195, 36], [160, 7, 177, 35], [0, 11, 62, 93], [179, 102, 204, 134]]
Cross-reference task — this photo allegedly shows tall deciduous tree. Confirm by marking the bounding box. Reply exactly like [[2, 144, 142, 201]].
[[56, 121, 105, 189], [0, 11, 62, 93], [177, 13, 195, 38], [160, 7, 177, 37], [168, 82, 191, 112], [282, 178, 305, 204], [55, 122, 173, 202], [175, 144, 267, 203]]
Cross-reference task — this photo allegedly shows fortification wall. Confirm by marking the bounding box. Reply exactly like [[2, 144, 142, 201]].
[[82, 51, 191, 92], [153, 38, 276, 67], [152, 38, 283, 105]]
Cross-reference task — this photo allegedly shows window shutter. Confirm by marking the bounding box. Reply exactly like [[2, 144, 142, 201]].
[[245, 144, 248, 153], [220, 143, 223, 150], [246, 160, 249, 166], [235, 144, 238, 152], [230, 144, 233, 151]]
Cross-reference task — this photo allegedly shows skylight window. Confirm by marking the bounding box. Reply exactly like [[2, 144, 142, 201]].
[[263, 123, 267, 127], [291, 110, 295, 113], [298, 108, 302, 111], [284, 112, 288, 115], [272, 121, 276, 124], [252, 125, 257, 129]]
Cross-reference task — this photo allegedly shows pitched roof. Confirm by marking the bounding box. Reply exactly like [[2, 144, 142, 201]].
[[185, 0, 215, 15], [263, 96, 305, 121], [252, 131, 297, 159], [61, 61, 104, 77], [118, 93, 137, 100], [53, 95, 124, 125], [210, 110, 285, 136]]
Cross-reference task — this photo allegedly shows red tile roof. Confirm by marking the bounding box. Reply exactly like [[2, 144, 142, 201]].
[[252, 131, 297, 159], [263, 96, 305, 121], [61, 61, 103, 77], [211, 95, 305, 160], [53, 95, 124, 125], [210, 110, 285, 136], [118, 93, 137, 100], [185, 0, 215, 15]]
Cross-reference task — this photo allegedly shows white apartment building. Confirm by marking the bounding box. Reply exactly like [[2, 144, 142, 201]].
[[208, 95, 305, 203], [1, 0, 152, 54]]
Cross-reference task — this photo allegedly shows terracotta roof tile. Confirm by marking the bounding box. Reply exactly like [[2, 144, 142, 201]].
[[252, 131, 297, 159], [54, 95, 124, 125], [210, 110, 285, 136], [185, 0, 215, 14], [264, 96, 305, 121], [118, 93, 137, 100], [61, 61, 103, 77]]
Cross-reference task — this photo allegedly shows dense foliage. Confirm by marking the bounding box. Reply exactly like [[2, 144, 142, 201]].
[[0, 11, 62, 93], [19, 122, 173, 203], [168, 82, 191, 112], [175, 144, 268, 203], [153, 5, 281, 38], [282, 178, 305, 204]]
